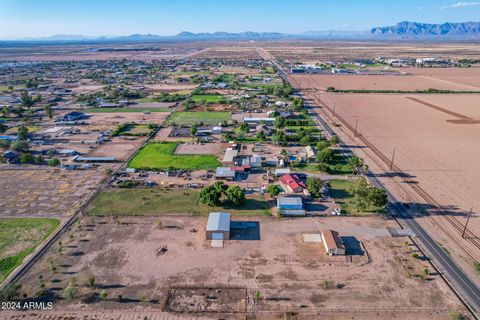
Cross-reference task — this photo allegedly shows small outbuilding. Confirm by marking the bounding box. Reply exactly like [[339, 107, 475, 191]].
[[321, 229, 346, 256], [277, 197, 305, 216], [206, 212, 231, 240], [215, 167, 236, 180]]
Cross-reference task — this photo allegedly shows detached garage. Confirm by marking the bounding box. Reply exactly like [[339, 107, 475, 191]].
[[206, 212, 231, 240]]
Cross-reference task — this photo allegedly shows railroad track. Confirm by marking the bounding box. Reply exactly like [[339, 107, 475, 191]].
[[268, 54, 480, 258], [309, 92, 480, 257], [1, 126, 161, 288]]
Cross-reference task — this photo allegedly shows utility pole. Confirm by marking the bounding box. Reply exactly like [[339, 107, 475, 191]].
[[462, 208, 474, 238], [389, 148, 396, 171], [354, 119, 359, 137]]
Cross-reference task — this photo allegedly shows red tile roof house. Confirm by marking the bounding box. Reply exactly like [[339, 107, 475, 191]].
[[279, 174, 307, 193]]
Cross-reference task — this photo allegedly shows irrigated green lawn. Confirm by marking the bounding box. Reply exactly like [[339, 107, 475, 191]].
[[328, 179, 384, 215], [0, 218, 59, 282], [128, 142, 221, 170], [86, 189, 272, 216], [191, 95, 225, 103], [165, 111, 230, 126]]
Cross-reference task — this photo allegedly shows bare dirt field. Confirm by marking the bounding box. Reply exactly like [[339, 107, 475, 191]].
[[173, 142, 226, 156], [87, 136, 144, 161], [403, 67, 480, 89], [291, 73, 479, 91], [261, 42, 480, 62], [0, 44, 208, 61], [0, 166, 106, 217], [86, 111, 171, 126], [195, 46, 261, 60], [15, 215, 464, 318], [315, 92, 480, 260]]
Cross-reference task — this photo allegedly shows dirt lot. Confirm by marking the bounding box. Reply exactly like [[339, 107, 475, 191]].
[[85, 112, 171, 126], [303, 91, 480, 275], [174, 142, 226, 156], [404, 67, 480, 89], [261, 41, 480, 62], [0, 166, 106, 217], [87, 136, 144, 161], [15, 215, 463, 318], [290, 73, 480, 91]]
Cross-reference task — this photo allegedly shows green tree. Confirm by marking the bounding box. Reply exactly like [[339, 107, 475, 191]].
[[0, 283, 21, 300], [316, 141, 330, 151], [20, 90, 35, 110], [190, 123, 198, 137], [329, 135, 339, 145], [20, 153, 33, 163], [367, 187, 388, 208], [292, 97, 304, 110], [0, 122, 7, 134], [272, 129, 286, 146], [348, 156, 367, 174], [299, 134, 312, 146], [240, 122, 249, 133], [225, 186, 245, 206], [307, 177, 324, 198], [10, 140, 29, 152], [316, 148, 334, 164], [266, 185, 281, 197], [256, 130, 265, 141], [44, 105, 54, 119], [17, 125, 29, 140], [1, 106, 10, 118], [199, 185, 222, 206], [274, 117, 286, 129], [213, 181, 228, 194]]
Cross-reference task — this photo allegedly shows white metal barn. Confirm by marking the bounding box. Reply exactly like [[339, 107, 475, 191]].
[[206, 212, 231, 240]]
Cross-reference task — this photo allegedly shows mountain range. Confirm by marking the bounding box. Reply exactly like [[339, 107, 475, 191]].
[[9, 21, 480, 42]]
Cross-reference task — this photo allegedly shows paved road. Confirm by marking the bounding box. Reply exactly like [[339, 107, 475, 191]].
[[306, 88, 480, 318], [261, 51, 480, 318]]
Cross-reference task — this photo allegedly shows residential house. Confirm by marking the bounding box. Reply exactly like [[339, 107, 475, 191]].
[[321, 230, 346, 256], [279, 174, 307, 193]]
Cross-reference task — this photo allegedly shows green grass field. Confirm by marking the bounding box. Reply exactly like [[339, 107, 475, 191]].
[[328, 180, 383, 215], [84, 108, 170, 113], [5, 125, 40, 134], [165, 111, 230, 126], [0, 218, 59, 282], [86, 188, 272, 216], [128, 142, 221, 170], [191, 95, 225, 103]]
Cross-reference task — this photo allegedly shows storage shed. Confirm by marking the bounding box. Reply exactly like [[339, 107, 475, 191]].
[[321, 229, 346, 256], [206, 212, 231, 240], [277, 197, 305, 216]]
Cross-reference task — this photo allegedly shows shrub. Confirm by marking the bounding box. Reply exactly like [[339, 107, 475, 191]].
[[48, 158, 60, 166]]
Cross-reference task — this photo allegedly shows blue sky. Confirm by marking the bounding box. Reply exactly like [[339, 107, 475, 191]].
[[1, 0, 479, 39]]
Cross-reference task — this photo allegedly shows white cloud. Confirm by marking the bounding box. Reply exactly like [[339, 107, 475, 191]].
[[441, 2, 480, 9]]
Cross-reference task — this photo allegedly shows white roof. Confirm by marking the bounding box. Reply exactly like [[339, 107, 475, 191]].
[[223, 149, 238, 162], [206, 212, 231, 232], [277, 196, 303, 206], [216, 167, 235, 177], [275, 168, 291, 174], [243, 117, 275, 122]]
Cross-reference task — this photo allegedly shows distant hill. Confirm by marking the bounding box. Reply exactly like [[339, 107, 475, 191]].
[[5, 21, 480, 43], [370, 21, 480, 38]]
